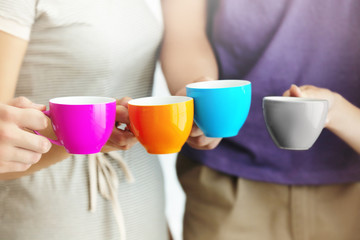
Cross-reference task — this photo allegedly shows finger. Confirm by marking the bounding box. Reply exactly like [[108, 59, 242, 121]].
[[0, 105, 48, 130], [12, 127, 51, 154], [104, 141, 135, 151], [298, 85, 316, 98], [12, 147, 42, 164], [187, 135, 205, 148], [283, 89, 290, 96], [0, 125, 51, 154], [108, 128, 138, 149], [16, 108, 48, 130], [116, 97, 132, 108], [187, 134, 211, 148], [189, 124, 203, 137], [288, 84, 303, 97], [0, 161, 31, 173], [106, 138, 137, 151], [298, 85, 312, 91], [187, 135, 221, 150], [116, 105, 130, 124], [8, 96, 46, 111], [0, 145, 42, 165]]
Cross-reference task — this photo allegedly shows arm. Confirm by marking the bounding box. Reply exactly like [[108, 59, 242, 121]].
[[0, 31, 65, 179], [284, 84, 360, 154], [160, 0, 221, 150], [160, 0, 218, 95]]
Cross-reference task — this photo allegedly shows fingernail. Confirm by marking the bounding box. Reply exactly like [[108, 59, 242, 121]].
[[42, 118, 48, 129], [42, 140, 52, 152]]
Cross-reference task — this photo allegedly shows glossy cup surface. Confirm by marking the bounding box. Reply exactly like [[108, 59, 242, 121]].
[[186, 80, 251, 137], [128, 96, 194, 154], [262, 96, 328, 150], [47, 96, 116, 154]]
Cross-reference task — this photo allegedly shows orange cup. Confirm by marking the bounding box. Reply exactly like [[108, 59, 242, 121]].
[[128, 96, 194, 154]]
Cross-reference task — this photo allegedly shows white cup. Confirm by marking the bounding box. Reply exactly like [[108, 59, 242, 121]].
[[263, 96, 328, 150]]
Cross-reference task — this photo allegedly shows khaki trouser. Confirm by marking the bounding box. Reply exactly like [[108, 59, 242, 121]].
[[177, 154, 360, 240]]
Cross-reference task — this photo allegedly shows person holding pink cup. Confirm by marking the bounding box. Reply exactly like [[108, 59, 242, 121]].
[[0, 1, 224, 239], [0, 1, 165, 239]]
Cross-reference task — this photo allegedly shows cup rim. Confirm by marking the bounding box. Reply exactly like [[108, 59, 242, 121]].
[[128, 96, 193, 106], [50, 96, 116, 105], [186, 80, 251, 89], [263, 96, 328, 103]]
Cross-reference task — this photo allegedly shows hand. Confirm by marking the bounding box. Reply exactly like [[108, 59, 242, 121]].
[[101, 97, 138, 152], [175, 76, 222, 150], [186, 124, 222, 150], [0, 97, 51, 173], [283, 84, 337, 127]]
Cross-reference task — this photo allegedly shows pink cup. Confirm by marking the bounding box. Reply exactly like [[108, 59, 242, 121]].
[[35, 96, 116, 154]]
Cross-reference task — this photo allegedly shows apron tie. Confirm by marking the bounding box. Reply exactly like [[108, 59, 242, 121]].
[[88, 151, 135, 240]]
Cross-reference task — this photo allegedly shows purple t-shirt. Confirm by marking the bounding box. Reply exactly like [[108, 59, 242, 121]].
[[181, 0, 360, 185]]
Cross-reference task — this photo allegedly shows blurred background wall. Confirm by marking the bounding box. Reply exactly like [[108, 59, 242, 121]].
[[153, 65, 185, 240]]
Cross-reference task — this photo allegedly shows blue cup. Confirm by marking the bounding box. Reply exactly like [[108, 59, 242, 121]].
[[186, 80, 251, 138]]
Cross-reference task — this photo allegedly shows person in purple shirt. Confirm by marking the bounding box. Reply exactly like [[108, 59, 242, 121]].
[[161, 0, 360, 239]]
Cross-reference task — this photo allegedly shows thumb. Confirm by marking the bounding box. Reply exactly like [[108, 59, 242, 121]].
[[116, 97, 132, 108], [288, 84, 303, 97]]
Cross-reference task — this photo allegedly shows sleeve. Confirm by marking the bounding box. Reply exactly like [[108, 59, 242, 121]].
[[0, 0, 37, 41]]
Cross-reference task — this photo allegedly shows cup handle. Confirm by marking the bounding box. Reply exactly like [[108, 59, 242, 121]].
[[33, 110, 62, 146]]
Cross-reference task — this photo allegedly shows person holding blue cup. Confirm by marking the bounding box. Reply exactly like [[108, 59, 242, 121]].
[[162, 1, 360, 240]]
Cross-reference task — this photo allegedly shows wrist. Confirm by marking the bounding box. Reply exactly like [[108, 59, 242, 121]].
[[326, 92, 345, 131]]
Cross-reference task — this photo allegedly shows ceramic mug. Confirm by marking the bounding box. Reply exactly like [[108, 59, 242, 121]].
[[186, 80, 251, 138], [128, 96, 194, 154], [262, 96, 328, 150], [35, 96, 116, 154]]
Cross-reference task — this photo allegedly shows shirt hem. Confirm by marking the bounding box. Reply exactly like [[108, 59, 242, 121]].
[[0, 15, 30, 41], [179, 151, 360, 186]]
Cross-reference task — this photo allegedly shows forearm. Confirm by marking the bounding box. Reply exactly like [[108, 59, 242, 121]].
[[160, 0, 218, 95], [161, 36, 218, 94], [326, 93, 360, 154], [0, 32, 69, 179]]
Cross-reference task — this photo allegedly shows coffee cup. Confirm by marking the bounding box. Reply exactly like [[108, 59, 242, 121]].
[[186, 80, 251, 138], [35, 96, 116, 154], [128, 96, 193, 154], [262, 96, 328, 150]]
